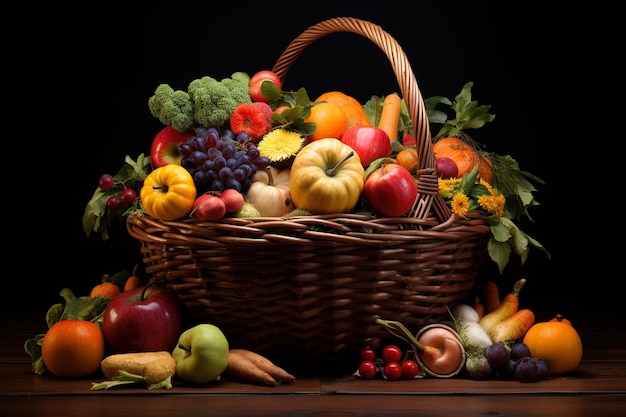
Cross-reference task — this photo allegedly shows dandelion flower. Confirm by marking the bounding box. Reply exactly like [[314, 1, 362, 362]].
[[477, 193, 506, 217], [450, 192, 470, 217], [257, 128, 305, 168]]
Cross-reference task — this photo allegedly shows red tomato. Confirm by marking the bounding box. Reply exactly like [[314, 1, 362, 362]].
[[383, 362, 402, 380], [401, 360, 419, 378], [382, 345, 403, 364], [358, 361, 377, 379]]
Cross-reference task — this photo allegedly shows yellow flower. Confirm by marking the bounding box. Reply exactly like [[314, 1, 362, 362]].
[[450, 192, 470, 217], [479, 178, 494, 195], [257, 128, 304, 163], [438, 177, 461, 198], [477, 193, 505, 217]]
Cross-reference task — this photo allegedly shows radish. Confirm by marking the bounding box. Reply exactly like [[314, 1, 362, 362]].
[[449, 304, 495, 379], [450, 304, 493, 357]]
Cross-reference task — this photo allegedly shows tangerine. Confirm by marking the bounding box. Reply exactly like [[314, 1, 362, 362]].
[[304, 102, 349, 141], [41, 319, 105, 378], [90, 281, 121, 299], [315, 91, 371, 128]]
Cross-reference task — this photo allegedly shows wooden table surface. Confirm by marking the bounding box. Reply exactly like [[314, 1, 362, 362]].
[[2, 309, 625, 417]]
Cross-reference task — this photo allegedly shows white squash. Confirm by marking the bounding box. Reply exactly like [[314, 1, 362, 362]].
[[246, 167, 295, 217]]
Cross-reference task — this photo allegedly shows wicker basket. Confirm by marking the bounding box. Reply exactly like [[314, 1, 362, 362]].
[[126, 17, 491, 369]]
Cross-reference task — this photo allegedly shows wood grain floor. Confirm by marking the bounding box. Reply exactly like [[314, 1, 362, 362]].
[[2, 309, 625, 417]]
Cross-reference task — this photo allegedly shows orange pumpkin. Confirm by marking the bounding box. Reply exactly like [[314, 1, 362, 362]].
[[522, 315, 583, 375], [432, 137, 493, 184]]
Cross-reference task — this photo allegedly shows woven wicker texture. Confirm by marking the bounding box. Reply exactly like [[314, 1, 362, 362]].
[[126, 17, 491, 367]]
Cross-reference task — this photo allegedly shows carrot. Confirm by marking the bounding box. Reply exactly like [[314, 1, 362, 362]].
[[223, 350, 279, 386], [229, 348, 295, 383], [471, 295, 485, 320], [480, 280, 500, 314], [488, 308, 536, 344], [377, 93, 402, 142], [478, 278, 526, 333]]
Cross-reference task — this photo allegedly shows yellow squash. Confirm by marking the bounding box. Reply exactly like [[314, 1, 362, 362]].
[[289, 138, 364, 214], [140, 164, 196, 220]]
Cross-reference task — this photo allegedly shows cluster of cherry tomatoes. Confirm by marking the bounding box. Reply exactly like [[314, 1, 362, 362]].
[[356, 344, 421, 380]]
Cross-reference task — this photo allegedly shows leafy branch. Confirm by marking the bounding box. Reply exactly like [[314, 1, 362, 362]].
[[82, 153, 151, 240]]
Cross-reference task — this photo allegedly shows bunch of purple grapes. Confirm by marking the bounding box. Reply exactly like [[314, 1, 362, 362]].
[[179, 127, 270, 194], [485, 342, 550, 382]]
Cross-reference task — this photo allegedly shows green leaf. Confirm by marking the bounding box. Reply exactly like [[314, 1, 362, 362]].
[[261, 81, 282, 101], [90, 370, 173, 390], [24, 334, 46, 375], [490, 222, 512, 243], [487, 237, 512, 274], [82, 154, 151, 240], [363, 95, 382, 126], [230, 71, 250, 85], [428, 81, 495, 138], [109, 270, 131, 289]]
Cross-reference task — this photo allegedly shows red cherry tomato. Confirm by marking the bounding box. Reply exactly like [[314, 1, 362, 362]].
[[382, 345, 403, 364], [360, 347, 377, 362], [401, 360, 419, 378], [383, 362, 402, 380], [358, 361, 377, 379]]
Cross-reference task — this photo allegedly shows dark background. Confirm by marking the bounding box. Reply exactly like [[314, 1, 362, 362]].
[[12, 2, 604, 320]]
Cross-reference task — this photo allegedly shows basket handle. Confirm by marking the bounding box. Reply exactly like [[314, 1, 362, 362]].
[[271, 17, 450, 222]]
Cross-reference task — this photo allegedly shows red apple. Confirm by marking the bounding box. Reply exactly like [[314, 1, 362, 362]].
[[193, 193, 226, 220], [219, 188, 245, 213], [364, 163, 418, 217], [435, 156, 459, 179], [249, 70, 282, 104], [102, 284, 183, 353], [341, 126, 391, 168], [150, 126, 194, 168]]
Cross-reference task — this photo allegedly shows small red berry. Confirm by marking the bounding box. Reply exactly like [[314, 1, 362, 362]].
[[360, 347, 377, 362], [383, 362, 402, 380], [358, 361, 377, 379], [120, 188, 137, 205], [99, 174, 115, 190], [106, 195, 122, 211], [401, 359, 419, 378], [382, 345, 403, 364]]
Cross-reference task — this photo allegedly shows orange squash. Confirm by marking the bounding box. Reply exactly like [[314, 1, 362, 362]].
[[522, 314, 583, 375], [432, 137, 493, 184]]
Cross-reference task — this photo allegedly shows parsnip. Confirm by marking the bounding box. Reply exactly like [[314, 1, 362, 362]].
[[91, 351, 176, 390], [478, 278, 526, 333]]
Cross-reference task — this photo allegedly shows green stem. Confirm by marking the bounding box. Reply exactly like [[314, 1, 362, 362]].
[[326, 151, 355, 177], [375, 318, 425, 352]]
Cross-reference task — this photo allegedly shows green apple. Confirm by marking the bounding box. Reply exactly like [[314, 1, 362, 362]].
[[172, 323, 229, 385]]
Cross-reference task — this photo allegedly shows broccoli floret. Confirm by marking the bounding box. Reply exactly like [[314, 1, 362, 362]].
[[147, 84, 194, 132], [188, 75, 251, 129]]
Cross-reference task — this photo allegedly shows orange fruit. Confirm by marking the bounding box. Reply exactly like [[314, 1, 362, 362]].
[[304, 101, 349, 141], [41, 319, 105, 378], [315, 91, 371, 128], [90, 281, 121, 299]]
